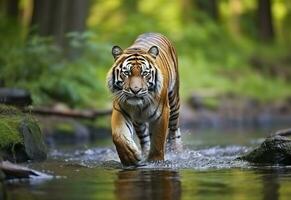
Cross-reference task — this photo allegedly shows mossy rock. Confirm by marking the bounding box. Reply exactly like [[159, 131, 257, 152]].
[[239, 129, 291, 165], [0, 104, 47, 162]]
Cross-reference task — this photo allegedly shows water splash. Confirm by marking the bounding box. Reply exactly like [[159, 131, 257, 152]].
[[49, 145, 251, 170]]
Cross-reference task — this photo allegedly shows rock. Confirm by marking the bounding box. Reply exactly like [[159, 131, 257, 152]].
[[0, 104, 47, 162], [0, 88, 32, 107], [49, 120, 90, 145], [188, 94, 204, 110], [20, 117, 47, 161], [239, 128, 291, 165]]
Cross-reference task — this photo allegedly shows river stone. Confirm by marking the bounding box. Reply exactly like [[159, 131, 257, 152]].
[[0, 104, 47, 162], [240, 129, 291, 165], [19, 117, 47, 161]]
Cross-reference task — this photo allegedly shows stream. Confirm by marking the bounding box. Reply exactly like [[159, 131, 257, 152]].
[[2, 126, 291, 200]]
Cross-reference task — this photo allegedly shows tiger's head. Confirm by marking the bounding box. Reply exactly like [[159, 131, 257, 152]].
[[107, 45, 163, 106]]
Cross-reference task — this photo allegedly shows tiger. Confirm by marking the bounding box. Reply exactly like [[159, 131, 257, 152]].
[[107, 33, 182, 166]]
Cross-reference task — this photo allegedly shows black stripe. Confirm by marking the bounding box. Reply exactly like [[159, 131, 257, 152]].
[[125, 122, 133, 135], [169, 127, 178, 132], [170, 102, 178, 108], [154, 112, 163, 121], [126, 57, 137, 61], [169, 95, 176, 102], [153, 69, 158, 91], [113, 105, 134, 135], [169, 114, 179, 121], [112, 67, 116, 86], [139, 127, 146, 133], [168, 90, 174, 96], [148, 106, 160, 120], [140, 140, 150, 145], [139, 134, 149, 139], [148, 97, 162, 120], [168, 135, 181, 140], [170, 107, 180, 114]]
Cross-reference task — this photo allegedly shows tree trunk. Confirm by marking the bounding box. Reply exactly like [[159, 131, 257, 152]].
[[257, 0, 274, 41], [5, 0, 19, 18], [180, 0, 194, 23], [195, 0, 219, 21], [30, 0, 52, 36], [30, 0, 89, 56], [0, 0, 19, 19], [121, 0, 138, 13]]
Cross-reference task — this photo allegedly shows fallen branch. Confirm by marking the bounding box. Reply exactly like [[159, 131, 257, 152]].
[[23, 107, 112, 120], [0, 161, 38, 179]]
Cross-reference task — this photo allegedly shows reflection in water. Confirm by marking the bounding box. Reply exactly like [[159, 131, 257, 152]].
[[0, 183, 7, 200], [115, 170, 181, 200], [3, 126, 291, 200], [260, 169, 281, 200]]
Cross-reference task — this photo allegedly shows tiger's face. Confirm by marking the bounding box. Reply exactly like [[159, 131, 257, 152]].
[[107, 45, 163, 106]]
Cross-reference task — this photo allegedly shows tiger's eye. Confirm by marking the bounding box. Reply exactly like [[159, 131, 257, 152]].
[[142, 71, 149, 76], [123, 71, 130, 76]]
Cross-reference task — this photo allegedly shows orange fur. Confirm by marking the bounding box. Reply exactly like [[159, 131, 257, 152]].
[[107, 33, 181, 166]]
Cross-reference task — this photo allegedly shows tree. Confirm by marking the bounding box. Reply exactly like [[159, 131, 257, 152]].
[[30, 0, 90, 56], [195, 0, 219, 21], [257, 0, 274, 41], [0, 0, 19, 19]]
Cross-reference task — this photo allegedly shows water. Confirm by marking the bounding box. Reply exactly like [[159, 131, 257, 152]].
[[2, 127, 291, 200]]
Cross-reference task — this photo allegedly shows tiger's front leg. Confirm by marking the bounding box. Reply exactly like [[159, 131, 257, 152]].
[[111, 109, 142, 166], [148, 107, 170, 161]]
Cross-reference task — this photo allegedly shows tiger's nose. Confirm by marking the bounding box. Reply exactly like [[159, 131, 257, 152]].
[[130, 87, 141, 94]]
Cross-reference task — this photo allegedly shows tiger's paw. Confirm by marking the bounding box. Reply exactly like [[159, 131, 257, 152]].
[[114, 137, 142, 166]]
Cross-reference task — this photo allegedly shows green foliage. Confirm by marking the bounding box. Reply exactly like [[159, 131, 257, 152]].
[[1, 0, 291, 109], [0, 23, 112, 108]]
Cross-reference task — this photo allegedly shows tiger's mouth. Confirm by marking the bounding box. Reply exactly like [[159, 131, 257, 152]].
[[125, 96, 144, 105]]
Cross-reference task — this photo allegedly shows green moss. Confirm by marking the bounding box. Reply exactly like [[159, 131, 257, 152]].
[[0, 104, 47, 162], [0, 116, 23, 149]]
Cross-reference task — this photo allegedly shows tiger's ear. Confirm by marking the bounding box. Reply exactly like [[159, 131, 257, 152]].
[[148, 46, 159, 59], [112, 45, 123, 60]]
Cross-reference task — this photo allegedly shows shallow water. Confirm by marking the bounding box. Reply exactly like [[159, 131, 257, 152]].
[[2, 127, 291, 200]]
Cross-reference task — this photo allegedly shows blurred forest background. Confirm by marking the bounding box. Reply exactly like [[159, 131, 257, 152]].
[[1, 0, 291, 110]]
